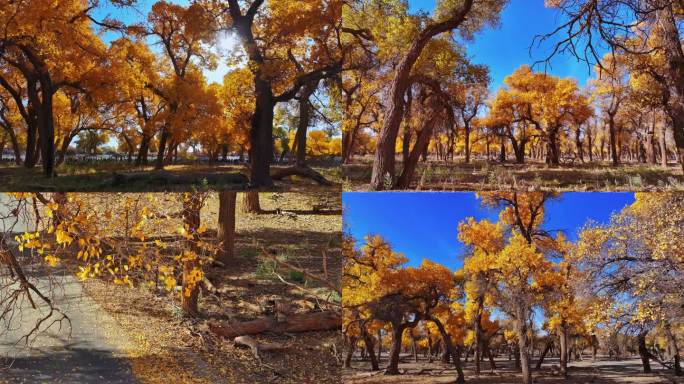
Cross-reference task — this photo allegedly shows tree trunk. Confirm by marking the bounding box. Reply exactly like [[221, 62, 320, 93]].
[[536, 339, 552, 369], [588, 125, 594, 162], [369, 0, 475, 190], [430, 316, 464, 384], [155, 126, 169, 170], [249, 79, 275, 187], [136, 134, 152, 166], [181, 194, 203, 317], [402, 128, 411, 166], [385, 323, 406, 375], [638, 331, 652, 373], [377, 328, 382, 362], [362, 325, 379, 371], [575, 126, 584, 162], [210, 311, 341, 338], [396, 116, 437, 189], [547, 129, 560, 165], [665, 322, 682, 376], [608, 114, 619, 166], [295, 82, 318, 167], [559, 323, 568, 377], [344, 336, 356, 368], [515, 307, 532, 384], [464, 123, 471, 163], [657, 5, 684, 173], [216, 192, 237, 264], [486, 345, 496, 371], [241, 191, 261, 214]]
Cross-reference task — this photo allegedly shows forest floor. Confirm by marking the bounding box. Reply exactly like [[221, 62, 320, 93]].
[[0, 193, 342, 383], [80, 192, 343, 383], [0, 162, 341, 192], [342, 158, 684, 191], [343, 355, 683, 383]]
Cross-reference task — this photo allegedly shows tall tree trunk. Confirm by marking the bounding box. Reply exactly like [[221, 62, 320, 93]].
[[295, 82, 318, 167], [412, 332, 419, 362], [659, 123, 668, 167], [249, 80, 275, 187], [396, 116, 436, 189], [638, 331, 652, 373], [547, 129, 560, 165], [241, 191, 261, 214], [588, 125, 594, 162], [181, 194, 203, 317], [464, 123, 472, 163], [657, 5, 684, 173], [155, 126, 169, 170], [430, 316, 465, 384], [344, 336, 356, 368], [402, 128, 411, 166], [216, 192, 237, 264], [608, 114, 619, 166], [361, 326, 379, 371], [369, 0, 475, 190], [515, 307, 532, 384], [535, 339, 552, 369], [136, 134, 151, 166], [377, 328, 382, 362], [665, 321, 682, 376], [575, 126, 584, 162], [1, 122, 21, 165], [385, 323, 406, 375], [559, 322, 568, 377]]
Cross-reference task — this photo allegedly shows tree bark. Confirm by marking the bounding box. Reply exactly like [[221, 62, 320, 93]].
[[210, 311, 341, 338], [241, 191, 261, 214], [369, 0, 475, 190], [657, 5, 684, 173], [385, 323, 406, 375], [429, 316, 464, 384], [515, 306, 532, 384], [155, 126, 169, 170], [362, 325, 380, 371], [608, 114, 619, 166], [535, 339, 552, 369], [396, 115, 437, 189], [344, 336, 356, 368], [559, 322, 568, 376], [181, 194, 203, 317], [217, 192, 237, 264], [295, 82, 318, 167], [638, 331, 652, 373]]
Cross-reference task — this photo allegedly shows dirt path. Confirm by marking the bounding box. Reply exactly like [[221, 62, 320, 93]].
[[0, 272, 138, 383], [343, 355, 683, 384]]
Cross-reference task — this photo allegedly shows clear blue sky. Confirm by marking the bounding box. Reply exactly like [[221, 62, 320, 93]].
[[410, 0, 602, 90], [94, 0, 232, 84], [343, 192, 635, 271]]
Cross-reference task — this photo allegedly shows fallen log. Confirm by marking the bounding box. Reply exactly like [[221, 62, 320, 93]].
[[209, 311, 341, 339], [234, 335, 288, 358], [271, 166, 333, 186], [109, 171, 249, 187]]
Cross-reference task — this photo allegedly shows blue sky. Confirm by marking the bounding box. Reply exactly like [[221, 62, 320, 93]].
[[94, 1, 600, 89], [410, 0, 602, 90], [343, 192, 635, 271], [93, 0, 234, 84]]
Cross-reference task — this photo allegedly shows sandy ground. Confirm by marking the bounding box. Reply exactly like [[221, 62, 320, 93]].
[[343, 355, 683, 384], [342, 159, 684, 191]]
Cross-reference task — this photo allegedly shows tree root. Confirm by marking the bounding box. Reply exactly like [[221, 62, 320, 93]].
[[271, 166, 333, 186]]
